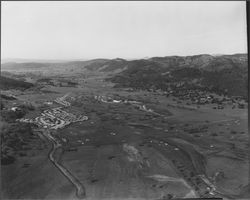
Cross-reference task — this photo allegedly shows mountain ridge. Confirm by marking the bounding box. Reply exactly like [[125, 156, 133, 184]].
[[1, 54, 248, 98]]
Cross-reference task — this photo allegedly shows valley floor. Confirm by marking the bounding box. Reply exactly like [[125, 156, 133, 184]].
[[1, 76, 249, 200]]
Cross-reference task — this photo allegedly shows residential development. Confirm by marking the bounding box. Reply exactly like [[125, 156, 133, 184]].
[[18, 95, 88, 129]]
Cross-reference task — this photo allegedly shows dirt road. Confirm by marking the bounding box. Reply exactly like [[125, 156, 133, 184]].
[[42, 129, 86, 199]]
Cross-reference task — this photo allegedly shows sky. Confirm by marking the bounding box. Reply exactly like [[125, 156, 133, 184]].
[[1, 1, 248, 60]]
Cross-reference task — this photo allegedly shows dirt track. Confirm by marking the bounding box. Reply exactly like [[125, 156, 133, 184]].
[[42, 129, 86, 199]]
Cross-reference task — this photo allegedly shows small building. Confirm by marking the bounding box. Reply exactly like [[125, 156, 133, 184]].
[[10, 107, 19, 111], [44, 101, 53, 105]]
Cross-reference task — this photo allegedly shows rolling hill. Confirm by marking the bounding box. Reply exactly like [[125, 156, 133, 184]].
[[1, 54, 248, 97], [107, 54, 248, 98]]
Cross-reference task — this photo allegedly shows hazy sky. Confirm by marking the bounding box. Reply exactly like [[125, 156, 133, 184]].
[[1, 1, 247, 60]]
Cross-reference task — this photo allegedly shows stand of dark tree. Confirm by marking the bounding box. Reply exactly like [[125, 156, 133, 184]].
[[0, 76, 34, 90], [1, 123, 35, 165]]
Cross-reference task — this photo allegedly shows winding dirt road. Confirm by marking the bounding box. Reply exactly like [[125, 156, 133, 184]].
[[42, 129, 86, 199]]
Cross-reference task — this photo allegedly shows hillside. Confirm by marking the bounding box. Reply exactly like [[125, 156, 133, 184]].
[[149, 54, 248, 71], [107, 54, 248, 98], [0, 76, 34, 90]]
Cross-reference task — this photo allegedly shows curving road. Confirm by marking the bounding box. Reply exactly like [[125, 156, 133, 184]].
[[42, 129, 86, 199], [146, 136, 235, 199]]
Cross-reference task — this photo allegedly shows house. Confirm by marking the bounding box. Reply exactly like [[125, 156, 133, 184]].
[[44, 101, 53, 105], [10, 107, 19, 111]]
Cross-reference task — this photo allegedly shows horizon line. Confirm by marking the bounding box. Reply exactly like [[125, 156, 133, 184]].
[[1, 52, 248, 63]]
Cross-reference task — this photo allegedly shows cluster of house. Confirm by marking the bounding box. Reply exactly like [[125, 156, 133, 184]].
[[94, 95, 162, 116], [94, 95, 122, 103], [170, 89, 214, 104], [54, 94, 71, 107], [94, 95, 143, 105], [163, 88, 247, 109], [18, 107, 88, 130], [18, 94, 88, 129]]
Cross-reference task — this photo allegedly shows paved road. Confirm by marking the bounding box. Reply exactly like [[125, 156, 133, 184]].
[[42, 129, 86, 199]]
